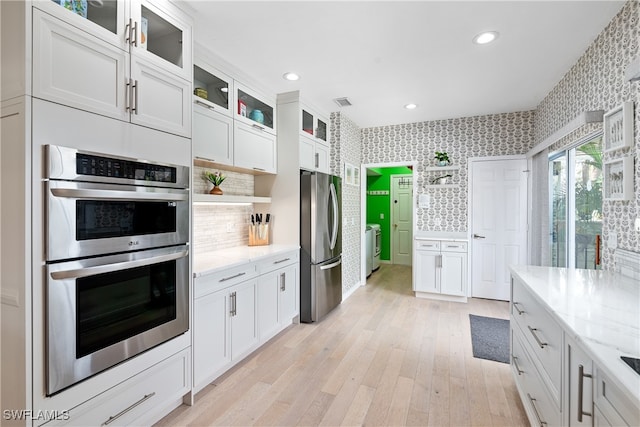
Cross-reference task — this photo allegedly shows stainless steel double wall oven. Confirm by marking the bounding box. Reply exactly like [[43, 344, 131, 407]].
[[45, 145, 190, 395]]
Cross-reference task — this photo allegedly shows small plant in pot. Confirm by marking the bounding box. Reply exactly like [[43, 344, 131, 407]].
[[434, 151, 450, 166], [203, 170, 226, 195]]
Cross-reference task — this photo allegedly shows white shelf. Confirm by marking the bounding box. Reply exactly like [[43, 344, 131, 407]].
[[424, 184, 460, 189], [424, 165, 461, 172], [193, 194, 271, 204]]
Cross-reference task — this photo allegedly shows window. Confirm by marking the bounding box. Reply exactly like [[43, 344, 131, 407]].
[[549, 133, 603, 269]]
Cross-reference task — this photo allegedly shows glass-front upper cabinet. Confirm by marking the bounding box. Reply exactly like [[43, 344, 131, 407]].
[[193, 64, 232, 116], [300, 106, 328, 143], [235, 83, 276, 135]]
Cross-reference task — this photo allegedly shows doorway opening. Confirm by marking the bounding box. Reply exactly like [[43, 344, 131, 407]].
[[360, 162, 416, 283]]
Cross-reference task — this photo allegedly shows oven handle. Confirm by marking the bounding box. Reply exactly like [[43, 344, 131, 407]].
[[50, 188, 188, 202], [50, 250, 189, 280]]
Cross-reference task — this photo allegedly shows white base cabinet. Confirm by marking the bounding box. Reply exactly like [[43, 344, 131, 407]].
[[193, 250, 299, 393], [413, 239, 467, 301]]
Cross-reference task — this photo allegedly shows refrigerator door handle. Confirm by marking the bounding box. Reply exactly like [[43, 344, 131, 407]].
[[329, 182, 339, 250], [320, 256, 342, 270]]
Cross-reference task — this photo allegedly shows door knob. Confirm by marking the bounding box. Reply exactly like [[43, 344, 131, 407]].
[[473, 234, 486, 239]]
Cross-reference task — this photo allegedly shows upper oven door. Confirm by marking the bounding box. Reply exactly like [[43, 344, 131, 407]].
[[46, 180, 189, 261]]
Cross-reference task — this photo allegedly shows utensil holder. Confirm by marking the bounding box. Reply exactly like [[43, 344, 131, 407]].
[[249, 224, 269, 246]]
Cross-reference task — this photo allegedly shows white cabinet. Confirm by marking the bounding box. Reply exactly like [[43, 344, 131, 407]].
[[32, 0, 192, 137], [594, 366, 640, 427], [300, 136, 330, 173], [234, 83, 276, 135], [193, 102, 234, 165], [300, 106, 329, 143], [234, 121, 277, 173], [565, 335, 594, 427], [194, 288, 230, 389], [413, 239, 467, 301], [257, 252, 299, 341], [229, 279, 259, 360]]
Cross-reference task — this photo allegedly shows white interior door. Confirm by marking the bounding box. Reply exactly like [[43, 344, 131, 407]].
[[471, 158, 528, 300], [391, 175, 413, 266]]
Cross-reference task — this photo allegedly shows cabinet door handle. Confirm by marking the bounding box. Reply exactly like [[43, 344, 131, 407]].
[[527, 393, 547, 426], [315, 153, 319, 168], [513, 302, 525, 315], [131, 19, 138, 47], [512, 355, 524, 375], [280, 272, 285, 291], [219, 272, 246, 282], [229, 291, 237, 316], [473, 234, 486, 239], [253, 167, 266, 172], [527, 326, 548, 349], [252, 123, 264, 131], [437, 254, 442, 268], [102, 392, 155, 425], [194, 99, 215, 110], [132, 79, 139, 114], [577, 364, 593, 422], [125, 18, 133, 45], [125, 79, 131, 112]]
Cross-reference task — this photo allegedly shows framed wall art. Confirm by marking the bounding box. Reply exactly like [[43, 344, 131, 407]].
[[603, 156, 634, 200], [603, 101, 634, 152]]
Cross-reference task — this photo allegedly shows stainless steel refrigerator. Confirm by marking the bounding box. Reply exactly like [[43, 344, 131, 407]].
[[300, 171, 342, 323]]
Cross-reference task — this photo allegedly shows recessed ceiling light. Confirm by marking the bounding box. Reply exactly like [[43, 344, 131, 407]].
[[283, 72, 300, 81], [473, 31, 499, 45], [404, 103, 417, 110]]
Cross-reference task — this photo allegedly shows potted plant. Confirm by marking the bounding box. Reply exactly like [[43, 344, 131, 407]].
[[434, 151, 450, 166], [203, 170, 226, 195]]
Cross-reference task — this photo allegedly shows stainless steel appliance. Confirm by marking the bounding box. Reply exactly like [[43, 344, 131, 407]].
[[369, 224, 381, 271], [45, 145, 190, 395], [300, 171, 342, 323]]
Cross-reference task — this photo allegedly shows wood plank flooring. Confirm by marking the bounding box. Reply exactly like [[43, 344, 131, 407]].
[[156, 264, 528, 426]]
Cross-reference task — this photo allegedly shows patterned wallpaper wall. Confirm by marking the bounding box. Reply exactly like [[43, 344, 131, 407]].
[[361, 112, 535, 232], [330, 112, 363, 295], [534, 0, 639, 269]]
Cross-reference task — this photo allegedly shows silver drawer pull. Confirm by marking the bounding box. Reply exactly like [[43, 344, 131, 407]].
[[513, 302, 525, 315], [195, 99, 215, 110], [274, 258, 291, 264], [578, 364, 593, 422], [219, 272, 246, 282], [512, 355, 524, 375], [252, 123, 265, 131], [527, 393, 547, 426], [102, 392, 155, 425], [527, 326, 548, 349]]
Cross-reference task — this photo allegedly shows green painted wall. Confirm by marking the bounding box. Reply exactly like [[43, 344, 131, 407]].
[[366, 166, 412, 261]]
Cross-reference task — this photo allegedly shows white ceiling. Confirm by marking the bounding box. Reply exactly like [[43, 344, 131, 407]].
[[185, 1, 625, 128]]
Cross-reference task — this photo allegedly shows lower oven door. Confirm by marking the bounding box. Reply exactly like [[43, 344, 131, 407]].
[[46, 245, 189, 395]]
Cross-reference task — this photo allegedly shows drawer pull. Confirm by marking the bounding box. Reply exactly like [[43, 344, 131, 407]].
[[577, 364, 593, 422], [274, 257, 291, 264], [195, 99, 215, 110], [512, 355, 524, 375], [527, 393, 548, 426], [219, 272, 246, 282], [513, 302, 525, 315], [527, 326, 548, 349], [102, 392, 155, 425]]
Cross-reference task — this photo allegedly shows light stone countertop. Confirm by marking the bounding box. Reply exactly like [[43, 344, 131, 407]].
[[509, 264, 640, 407], [414, 231, 468, 241], [193, 244, 300, 278]]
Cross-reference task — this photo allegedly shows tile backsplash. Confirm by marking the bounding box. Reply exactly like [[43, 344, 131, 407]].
[[192, 165, 255, 253]]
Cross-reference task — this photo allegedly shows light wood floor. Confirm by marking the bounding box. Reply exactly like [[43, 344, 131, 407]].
[[156, 264, 528, 427]]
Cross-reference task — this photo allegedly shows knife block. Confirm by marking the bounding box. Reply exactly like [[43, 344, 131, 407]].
[[249, 224, 269, 246]]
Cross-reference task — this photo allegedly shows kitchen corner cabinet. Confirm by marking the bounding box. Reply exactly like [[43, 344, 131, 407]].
[[32, 0, 192, 137], [413, 239, 467, 301]]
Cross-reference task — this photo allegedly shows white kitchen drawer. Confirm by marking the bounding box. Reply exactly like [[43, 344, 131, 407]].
[[441, 241, 467, 252], [256, 251, 299, 275], [416, 240, 440, 251], [195, 263, 257, 299], [511, 330, 561, 427], [511, 279, 562, 404], [49, 349, 190, 426], [595, 366, 640, 426]]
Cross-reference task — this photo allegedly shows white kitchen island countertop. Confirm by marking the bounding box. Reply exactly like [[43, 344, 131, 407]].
[[193, 244, 300, 278], [509, 264, 640, 407]]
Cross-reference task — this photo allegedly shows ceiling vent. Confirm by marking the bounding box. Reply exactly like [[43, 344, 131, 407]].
[[333, 97, 352, 107]]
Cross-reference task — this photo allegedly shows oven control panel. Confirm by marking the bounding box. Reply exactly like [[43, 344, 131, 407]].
[[77, 153, 176, 183]]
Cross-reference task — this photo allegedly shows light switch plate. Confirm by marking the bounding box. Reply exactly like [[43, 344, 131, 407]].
[[226, 222, 233, 233], [635, 217, 640, 232], [380, 213, 384, 219]]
